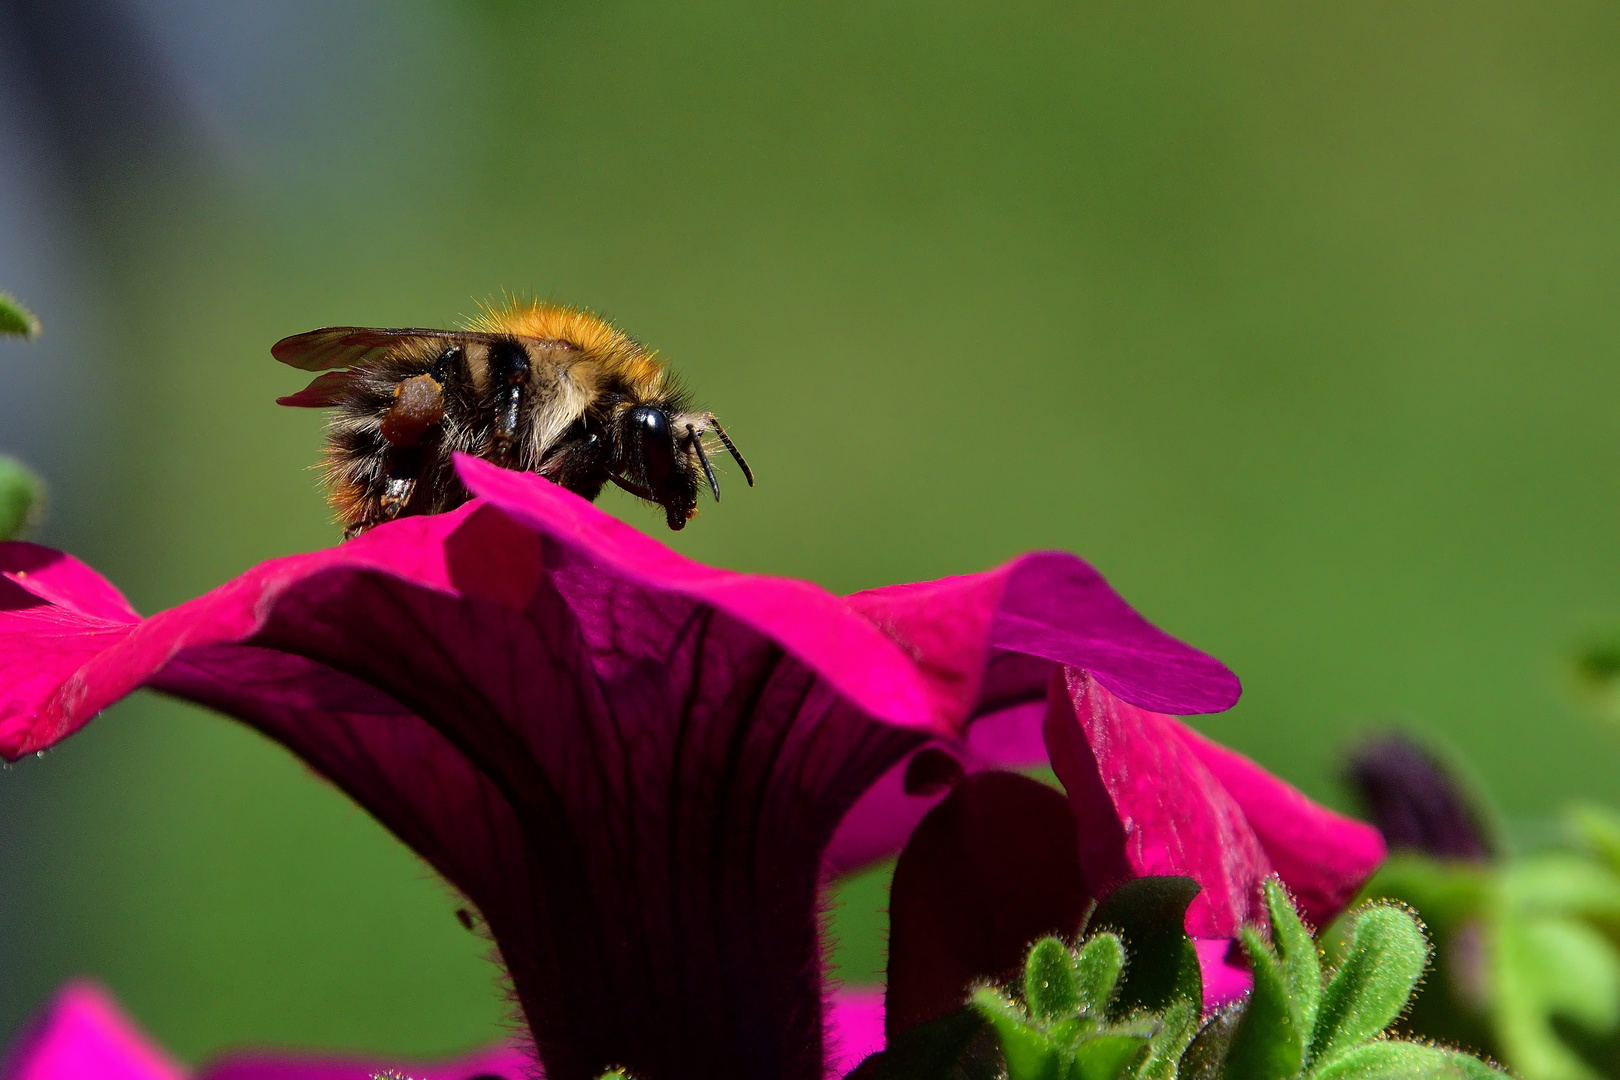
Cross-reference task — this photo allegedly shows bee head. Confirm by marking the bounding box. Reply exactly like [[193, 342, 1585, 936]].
[[611, 404, 753, 531], [619, 404, 699, 530]]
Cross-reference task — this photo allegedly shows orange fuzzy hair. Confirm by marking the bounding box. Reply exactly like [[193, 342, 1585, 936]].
[[466, 299, 669, 394]]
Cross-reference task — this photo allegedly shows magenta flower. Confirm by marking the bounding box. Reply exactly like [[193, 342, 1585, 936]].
[[1044, 667, 1388, 936], [0, 454, 1378, 1080], [1, 981, 533, 1080]]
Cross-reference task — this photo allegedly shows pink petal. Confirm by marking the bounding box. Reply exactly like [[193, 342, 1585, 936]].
[[0, 603, 136, 758], [1043, 668, 1273, 938], [821, 701, 1048, 878], [983, 552, 1242, 717], [1178, 726, 1385, 929], [2, 982, 185, 1080], [0, 543, 140, 623], [822, 989, 885, 1080], [1193, 939, 1253, 1013], [883, 772, 1089, 1037], [0, 546, 144, 755]]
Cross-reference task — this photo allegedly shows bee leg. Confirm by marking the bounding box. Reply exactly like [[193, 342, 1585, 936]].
[[371, 369, 448, 528], [488, 340, 530, 461], [687, 424, 721, 502], [493, 386, 522, 460], [379, 447, 423, 521]]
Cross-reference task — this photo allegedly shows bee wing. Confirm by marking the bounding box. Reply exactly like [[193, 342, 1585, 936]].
[[277, 371, 354, 408], [270, 326, 477, 372]]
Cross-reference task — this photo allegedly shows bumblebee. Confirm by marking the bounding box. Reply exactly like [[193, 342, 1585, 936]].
[[274, 300, 751, 537]]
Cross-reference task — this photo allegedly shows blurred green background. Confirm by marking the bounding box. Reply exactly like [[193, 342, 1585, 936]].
[[4, 0, 1620, 1065]]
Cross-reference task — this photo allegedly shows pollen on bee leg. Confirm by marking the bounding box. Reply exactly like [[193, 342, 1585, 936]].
[[380, 374, 445, 447]]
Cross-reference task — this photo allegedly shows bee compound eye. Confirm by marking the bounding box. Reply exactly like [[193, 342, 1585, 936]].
[[628, 404, 670, 441], [627, 406, 676, 490]]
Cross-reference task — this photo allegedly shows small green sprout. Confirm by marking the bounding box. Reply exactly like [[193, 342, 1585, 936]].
[[0, 292, 39, 338]]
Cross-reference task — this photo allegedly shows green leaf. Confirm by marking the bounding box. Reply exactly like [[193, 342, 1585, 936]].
[[1221, 927, 1305, 1080], [0, 457, 43, 540], [1069, 1033, 1149, 1080], [974, 988, 1060, 1080], [1265, 878, 1323, 1041], [1513, 915, 1620, 1033], [1311, 905, 1430, 1067], [1091, 877, 1203, 1016], [1073, 933, 1125, 1017], [1569, 804, 1620, 876], [1499, 853, 1620, 922], [1308, 1040, 1506, 1079], [1346, 857, 1494, 1059], [1026, 937, 1082, 1022], [1178, 1005, 1243, 1080], [1490, 913, 1620, 1080], [0, 292, 39, 337], [1137, 998, 1199, 1080], [855, 1007, 999, 1080], [1352, 858, 1490, 939]]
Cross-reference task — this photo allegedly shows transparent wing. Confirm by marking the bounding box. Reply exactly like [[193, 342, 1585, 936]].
[[270, 326, 480, 372], [277, 370, 355, 408]]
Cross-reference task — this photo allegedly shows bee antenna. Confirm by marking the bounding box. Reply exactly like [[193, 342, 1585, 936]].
[[707, 415, 754, 487], [688, 425, 721, 503]]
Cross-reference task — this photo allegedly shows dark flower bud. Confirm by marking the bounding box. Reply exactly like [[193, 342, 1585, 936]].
[[1345, 733, 1495, 861]]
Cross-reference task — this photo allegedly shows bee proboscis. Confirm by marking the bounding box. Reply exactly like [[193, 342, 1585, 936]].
[[274, 300, 752, 537]]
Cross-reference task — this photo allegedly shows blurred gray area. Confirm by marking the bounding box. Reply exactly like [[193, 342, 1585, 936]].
[[0, 0, 503, 1054]]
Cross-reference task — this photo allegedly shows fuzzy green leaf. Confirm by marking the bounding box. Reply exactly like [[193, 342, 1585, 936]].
[[1346, 857, 1494, 1058], [1091, 877, 1203, 1017], [1311, 906, 1430, 1067], [974, 987, 1060, 1080], [1026, 937, 1082, 1022], [1073, 933, 1125, 1018], [1265, 878, 1322, 1041], [1221, 927, 1305, 1080], [1137, 998, 1199, 1080], [0, 293, 39, 337], [1070, 1033, 1149, 1080], [1308, 1040, 1506, 1079], [0, 457, 43, 540], [1178, 1006, 1243, 1080]]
